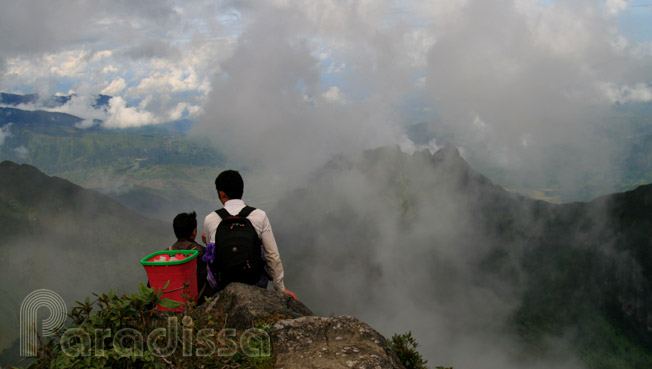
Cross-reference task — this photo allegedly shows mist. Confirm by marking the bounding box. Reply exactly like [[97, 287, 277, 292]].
[[192, 0, 652, 203], [193, 0, 407, 201], [262, 146, 580, 368], [189, 0, 652, 367], [0, 163, 174, 361], [424, 0, 652, 199]]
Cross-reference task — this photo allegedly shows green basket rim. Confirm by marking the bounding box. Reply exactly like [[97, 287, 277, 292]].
[[140, 250, 199, 266]]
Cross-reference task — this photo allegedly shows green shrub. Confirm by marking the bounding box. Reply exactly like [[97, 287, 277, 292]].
[[16, 284, 272, 369], [388, 331, 429, 369]]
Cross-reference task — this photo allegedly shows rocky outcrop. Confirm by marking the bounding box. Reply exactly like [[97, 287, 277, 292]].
[[206, 282, 313, 329], [272, 316, 405, 369], [207, 283, 405, 369]]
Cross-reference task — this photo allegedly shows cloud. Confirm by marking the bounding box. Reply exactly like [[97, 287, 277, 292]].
[[104, 96, 156, 128], [0, 0, 179, 56], [44, 94, 108, 122], [47, 50, 113, 77], [0, 124, 11, 147], [101, 96, 202, 128], [94, 169, 134, 196], [0, 57, 5, 82], [600, 82, 652, 103], [321, 86, 348, 104], [423, 0, 652, 197], [188, 3, 652, 361], [270, 146, 585, 369], [605, 0, 627, 15], [0, 1, 225, 120], [167, 102, 202, 121], [125, 66, 205, 96], [192, 1, 433, 197], [101, 77, 126, 95], [188, 0, 652, 203], [397, 133, 439, 155], [119, 38, 181, 60], [1, 0, 649, 199], [14, 145, 28, 161], [2, 91, 201, 130]]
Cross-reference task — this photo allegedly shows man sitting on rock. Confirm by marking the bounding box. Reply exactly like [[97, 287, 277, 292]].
[[202, 169, 297, 300]]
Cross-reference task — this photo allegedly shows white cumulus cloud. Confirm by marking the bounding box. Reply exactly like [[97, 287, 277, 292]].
[[104, 96, 156, 128], [101, 96, 202, 129], [101, 77, 126, 95], [322, 86, 348, 104]]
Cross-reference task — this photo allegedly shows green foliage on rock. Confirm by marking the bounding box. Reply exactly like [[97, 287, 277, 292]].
[[19, 284, 273, 369], [388, 331, 429, 369]]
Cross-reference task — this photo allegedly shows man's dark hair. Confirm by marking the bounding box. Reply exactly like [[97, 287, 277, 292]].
[[215, 170, 244, 199], [173, 211, 197, 240]]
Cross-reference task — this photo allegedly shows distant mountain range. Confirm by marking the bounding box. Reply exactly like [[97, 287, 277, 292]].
[[3, 91, 652, 206], [0, 93, 224, 221], [0, 92, 195, 135], [271, 145, 652, 368], [0, 92, 111, 109]]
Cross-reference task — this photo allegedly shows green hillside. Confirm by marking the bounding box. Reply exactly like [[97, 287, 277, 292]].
[[0, 107, 224, 220], [1, 128, 223, 172], [0, 161, 175, 366]]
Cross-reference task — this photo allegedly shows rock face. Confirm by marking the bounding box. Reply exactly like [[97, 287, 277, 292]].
[[272, 316, 405, 369], [208, 283, 313, 329], [208, 283, 405, 369]]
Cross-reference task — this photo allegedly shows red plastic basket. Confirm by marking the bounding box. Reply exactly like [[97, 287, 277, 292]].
[[141, 250, 199, 311]]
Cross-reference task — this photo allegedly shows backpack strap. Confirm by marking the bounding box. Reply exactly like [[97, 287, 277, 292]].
[[215, 208, 231, 219], [237, 206, 256, 218], [215, 206, 256, 219]]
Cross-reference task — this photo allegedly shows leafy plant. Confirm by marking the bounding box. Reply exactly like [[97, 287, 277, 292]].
[[16, 284, 273, 369], [388, 331, 430, 369]]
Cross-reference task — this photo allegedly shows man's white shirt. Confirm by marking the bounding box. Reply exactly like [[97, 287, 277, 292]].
[[203, 199, 286, 291]]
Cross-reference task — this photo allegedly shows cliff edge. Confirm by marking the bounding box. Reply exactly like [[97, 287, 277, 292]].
[[212, 283, 405, 369]]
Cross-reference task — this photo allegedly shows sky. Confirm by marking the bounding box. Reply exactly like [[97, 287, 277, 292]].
[[1, 0, 652, 194]]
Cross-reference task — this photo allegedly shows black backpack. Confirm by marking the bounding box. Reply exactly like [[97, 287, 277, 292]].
[[211, 206, 264, 286]]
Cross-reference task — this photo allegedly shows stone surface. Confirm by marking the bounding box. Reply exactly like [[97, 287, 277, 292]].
[[207, 282, 313, 329], [272, 315, 405, 369]]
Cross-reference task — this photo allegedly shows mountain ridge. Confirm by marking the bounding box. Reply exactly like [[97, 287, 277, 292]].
[[271, 145, 652, 368], [0, 92, 111, 109], [0, 160, 174, 365]]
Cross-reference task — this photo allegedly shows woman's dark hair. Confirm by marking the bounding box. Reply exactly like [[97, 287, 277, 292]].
[[173, 211, 197, 240], [214, 170, 244, 199]]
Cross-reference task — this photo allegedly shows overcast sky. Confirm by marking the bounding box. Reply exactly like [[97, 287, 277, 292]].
[[1, 0, 652, 196]]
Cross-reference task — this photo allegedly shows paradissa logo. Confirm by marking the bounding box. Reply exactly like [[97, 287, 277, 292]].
[[20, 289, 67, 356], [60, 316, 270, 358], [20, 289, 270, 358]]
